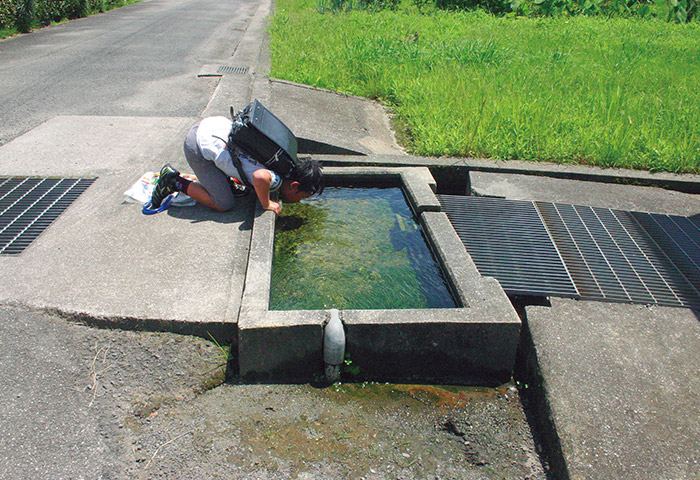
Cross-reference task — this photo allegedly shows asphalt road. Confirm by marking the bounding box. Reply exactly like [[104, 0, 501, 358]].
[[0, 0, 258, 146]]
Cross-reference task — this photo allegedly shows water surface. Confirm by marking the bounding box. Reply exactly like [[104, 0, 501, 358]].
[[270, 187, 456, 310]]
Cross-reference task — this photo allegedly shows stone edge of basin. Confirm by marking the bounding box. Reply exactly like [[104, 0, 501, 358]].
[[238, 167, 521, 385]]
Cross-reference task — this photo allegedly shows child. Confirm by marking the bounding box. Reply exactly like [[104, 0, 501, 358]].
[[150, 116, 323, 215]]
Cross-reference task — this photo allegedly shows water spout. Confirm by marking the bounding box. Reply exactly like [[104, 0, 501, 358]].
[[323, 308, 345, 383]]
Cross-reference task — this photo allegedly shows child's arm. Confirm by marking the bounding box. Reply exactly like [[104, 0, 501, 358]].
[[252, 168, 281, 215]]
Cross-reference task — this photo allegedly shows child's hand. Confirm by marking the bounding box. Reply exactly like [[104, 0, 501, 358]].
[[266, 200, 281, 216], [252, 169, 281, 216]]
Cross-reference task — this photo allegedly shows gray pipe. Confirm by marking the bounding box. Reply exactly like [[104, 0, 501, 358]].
[[323, 309, 345, 383]]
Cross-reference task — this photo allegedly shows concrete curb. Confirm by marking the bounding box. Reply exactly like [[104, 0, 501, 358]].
[[521, 298, 700, 480], [201, 0, 273, 117], [314, 154, 700, 194]]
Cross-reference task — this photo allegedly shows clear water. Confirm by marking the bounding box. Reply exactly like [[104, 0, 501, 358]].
[[270, 187, 456, 310]]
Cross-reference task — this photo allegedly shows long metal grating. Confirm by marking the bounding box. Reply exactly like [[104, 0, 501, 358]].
[[0, 176, 96, 255], [438, 195, 700, 309]]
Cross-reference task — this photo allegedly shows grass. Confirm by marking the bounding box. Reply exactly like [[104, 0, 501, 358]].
[[270, 0, 699, 173]]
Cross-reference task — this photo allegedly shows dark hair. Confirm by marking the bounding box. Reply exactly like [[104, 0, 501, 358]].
[[291, 157, 324, 196]]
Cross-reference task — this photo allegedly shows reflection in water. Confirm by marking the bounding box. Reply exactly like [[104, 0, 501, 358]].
[[275, 214, 308, 232], [270, 187, 456, 311]]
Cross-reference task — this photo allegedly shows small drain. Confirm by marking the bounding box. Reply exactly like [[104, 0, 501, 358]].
[[217, 65, 249, 75], [197, 65, 251, 77], [0, 176, 96, 255]]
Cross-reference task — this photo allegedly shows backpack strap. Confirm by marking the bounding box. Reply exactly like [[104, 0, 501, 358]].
[[211, 107, 254, 189], [213, 133, 254, 189]]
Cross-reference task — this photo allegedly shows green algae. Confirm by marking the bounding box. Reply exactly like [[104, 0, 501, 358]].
[[270, 187, 455, 310]]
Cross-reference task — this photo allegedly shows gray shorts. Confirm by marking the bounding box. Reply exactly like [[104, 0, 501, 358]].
[[183, 122, 236, 211]]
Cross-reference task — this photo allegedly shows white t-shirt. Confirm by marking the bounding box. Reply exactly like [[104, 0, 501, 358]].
[[196, 116, 282, 192]]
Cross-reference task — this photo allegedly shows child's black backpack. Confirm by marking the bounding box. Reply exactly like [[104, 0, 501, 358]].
[[225, 99, 298, 185]]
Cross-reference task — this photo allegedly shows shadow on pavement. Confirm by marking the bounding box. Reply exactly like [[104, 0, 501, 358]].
[[165, 196, 255, 227]]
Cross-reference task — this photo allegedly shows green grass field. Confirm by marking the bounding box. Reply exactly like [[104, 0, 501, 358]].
[[270, 0, 699, 173]]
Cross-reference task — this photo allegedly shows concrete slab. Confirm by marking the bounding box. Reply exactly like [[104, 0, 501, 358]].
[[522, 298, 700, 480], [198, 64, 226, 77], [209, 76, 407, 157], [313, 154, 700, 194], [200, 0, 269, 118], [0, 116, 251, 342], [202, 72, 256, 119], [265, 79, 406, 156], [470, 171, 700, 217]]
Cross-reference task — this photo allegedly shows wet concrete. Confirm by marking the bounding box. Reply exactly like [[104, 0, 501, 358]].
[[131, 382, 546, 480]]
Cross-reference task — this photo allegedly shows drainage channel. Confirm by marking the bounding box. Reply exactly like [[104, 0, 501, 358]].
[[438, 195, 700, 310], [0, 176, 96, 255]]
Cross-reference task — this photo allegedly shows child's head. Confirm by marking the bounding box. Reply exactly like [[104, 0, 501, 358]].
[[279, 157, 324, 203]]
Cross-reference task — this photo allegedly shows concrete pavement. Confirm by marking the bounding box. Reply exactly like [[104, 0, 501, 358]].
[[522, 298, 699, 480], [1, 0, 699, 478]]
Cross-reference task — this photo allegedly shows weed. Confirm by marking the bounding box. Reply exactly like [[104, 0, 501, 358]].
[[344, 354, 361, 376], [16, 0, 34, 33], [206, 332, 232, 369], [317, 0, 400, 13]]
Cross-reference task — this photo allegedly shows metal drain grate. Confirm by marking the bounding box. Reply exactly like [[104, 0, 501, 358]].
[[438, 195, 579, 298], [0, 176, 95, 255], [538, 203, 700, 308], [438, 195, 700, 309], [216, 65, 249, 75], [630, 212, 700, 294]]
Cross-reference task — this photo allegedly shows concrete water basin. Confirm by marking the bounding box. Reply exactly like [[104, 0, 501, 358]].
[[238, 167, 521, 385]]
